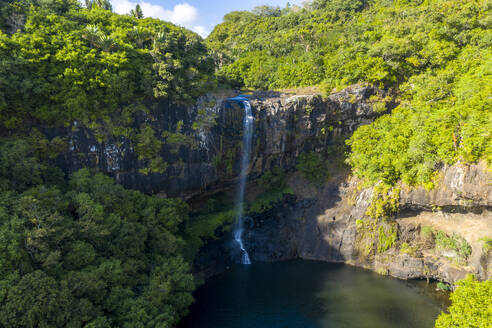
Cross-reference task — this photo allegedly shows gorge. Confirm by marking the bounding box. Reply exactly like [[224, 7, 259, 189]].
[[0, 0, 490, 327], [46, 84, 492, 284]]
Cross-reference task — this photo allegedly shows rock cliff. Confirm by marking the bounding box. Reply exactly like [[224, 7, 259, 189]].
[[51, 84, 389, 199], [48, 84, 491, 284], [242, 162, 492, 284]]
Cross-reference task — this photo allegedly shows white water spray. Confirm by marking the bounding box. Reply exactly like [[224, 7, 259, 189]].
[[232, 98, 253, 264]]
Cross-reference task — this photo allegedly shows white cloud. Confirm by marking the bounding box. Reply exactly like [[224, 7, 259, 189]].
[[170, 3, 198, 25], [110, 0, 210, 37], [191, 25, 208, 37]]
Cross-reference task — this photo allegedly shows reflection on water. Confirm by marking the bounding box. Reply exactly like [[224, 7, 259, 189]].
[[179, 260, 448, 328]]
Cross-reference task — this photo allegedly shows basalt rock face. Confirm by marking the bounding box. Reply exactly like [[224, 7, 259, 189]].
[[50, 85, 389, 199], [241, 162, 492, 284], [248, 85, 389, 177], [400, 163, 492, 209], [45, 84, 397, 280], [47, 96, 223, 198], [46, 84, 491, 284]]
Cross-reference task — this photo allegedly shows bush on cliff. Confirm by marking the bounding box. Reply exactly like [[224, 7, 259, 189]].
[[296, 152, 328, 185]]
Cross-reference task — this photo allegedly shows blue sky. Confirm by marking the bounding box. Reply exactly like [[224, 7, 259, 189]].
[[110, 0, 304, 37]]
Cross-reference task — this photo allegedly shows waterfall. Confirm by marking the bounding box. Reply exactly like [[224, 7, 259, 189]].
[[231, 97, 253, 265]]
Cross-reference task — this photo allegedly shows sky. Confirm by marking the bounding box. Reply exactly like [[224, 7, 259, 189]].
[[109, 0, 304, 37]]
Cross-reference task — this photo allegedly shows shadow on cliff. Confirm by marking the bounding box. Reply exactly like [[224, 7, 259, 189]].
[[243, 169, 354, 265], [190, 172, 350, 281]]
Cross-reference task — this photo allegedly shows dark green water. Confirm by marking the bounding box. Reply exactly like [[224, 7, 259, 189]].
[[179, 260, 448, 328]]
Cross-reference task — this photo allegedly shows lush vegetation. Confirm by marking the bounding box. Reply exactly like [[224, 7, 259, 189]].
[[435, 275, 492, 328], [0, 139, 195, 327], [0, 0, 215, 173], [208, 0, 490, 91], [0, 3, 229, 326], [296, 152, 329, 185], [436, 281, 451, 291], [0, 0, 490, 326], [183, 194, 236, 260], [0, 0, 214, 130], [209, 0, 491, 188], [365, 184, 400, 220], [480, 237, 492, 252], [248, 168, 293, 214], [417, 226, 473, 265]]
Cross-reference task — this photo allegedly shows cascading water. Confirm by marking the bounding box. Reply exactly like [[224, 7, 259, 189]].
[[231, 97, 254, 264]]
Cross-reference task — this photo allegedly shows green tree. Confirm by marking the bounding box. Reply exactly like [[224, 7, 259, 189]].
[[0, 271, 75, 327], [85, 0, 112, 11], [130, 4, 144, 19], [0, 165, 194, 327], [435, 275, 492, 328]]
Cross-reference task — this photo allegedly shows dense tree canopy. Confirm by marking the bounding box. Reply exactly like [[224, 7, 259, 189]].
[[0, 139, 194, 327], [208, 0, 490, 91], [0, 0, 215, 131]]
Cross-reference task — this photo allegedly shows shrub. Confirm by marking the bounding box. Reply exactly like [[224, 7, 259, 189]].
[[184, 207, 236, 259], [480, 237, 492, 252], [436, 282, 451, 291], [421, 226, 434, 238], [400, 242, 417, 256], [377, 225, 397, 253], [372, 101, 387, 113], [435, 231, 472, 263], [258, 167, 288, 191], [304, 104, 313, 115], [419, 226, 436, 249], [250, 168, 294, 214], [365, 184, 400, 219], [248, 189, 292, 214], [435, 275, 492, 328]]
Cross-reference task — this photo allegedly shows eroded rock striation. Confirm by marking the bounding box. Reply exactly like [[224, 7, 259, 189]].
[[51, 84, 389, 198], [49, 84, 491, 284]]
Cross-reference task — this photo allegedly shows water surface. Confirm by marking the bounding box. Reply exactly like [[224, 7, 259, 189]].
[[179, 260, 447, 328]]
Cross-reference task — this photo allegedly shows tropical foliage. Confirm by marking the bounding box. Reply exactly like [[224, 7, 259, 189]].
[[0, 0, 216, 175], [0, 2, 216, 324], [0, 0, 490, 326], [1, 0, 215, 131], [435, 275, 492, 328], [0, 138, 194, 327], [209, 0, 491, 187], [209, 0, 490, 91]]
